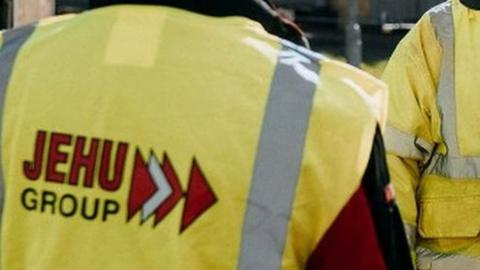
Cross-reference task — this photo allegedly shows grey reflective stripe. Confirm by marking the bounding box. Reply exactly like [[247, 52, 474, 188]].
[[430, 2, 458, 156], [385, 125, 434, 161], [425, 3, 480, 179], [417, 247, 480, 270], [403, 223, 417, 250], [0, 25, 35, 219], [426, 154, 480, 179], [423, 3, 480, 178], [238, 41, 320, 270]]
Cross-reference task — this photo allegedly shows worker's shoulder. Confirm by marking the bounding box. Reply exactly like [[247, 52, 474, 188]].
[[82, 5, 275, 48], [86, 5, 268, 34], [278, 41, 387, 128], [322, 59, 387, 99], [386, 3, 443, 70], [416, 0, 452, 38], [318, 58, 387, 128], [406, 0, 452, 45], [37, 14, 77, 27], [425, 0, 453, 18], [0, 13, 76, 51]]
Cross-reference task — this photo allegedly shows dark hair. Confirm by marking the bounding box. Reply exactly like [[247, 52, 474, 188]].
[[460, 0, 480, 9], [89, 0, 308, 47]]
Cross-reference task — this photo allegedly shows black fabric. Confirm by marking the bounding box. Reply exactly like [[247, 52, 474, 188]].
[[460, 0, 480, 10], [362, 126, 414, 270], [0, 1, 10, 29], [88, 0, 307, 47]]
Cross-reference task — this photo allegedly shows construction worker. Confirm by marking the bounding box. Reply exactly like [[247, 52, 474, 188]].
[[383, 0, 480, 268], [0, 0, 411, 269]]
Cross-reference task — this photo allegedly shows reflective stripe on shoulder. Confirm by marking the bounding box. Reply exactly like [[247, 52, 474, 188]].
[[237, 40, 321, 270], [384, 125, 434, 161], [429, 1, 459, 157], [417, 247, 480, 270], [0, 25, 36, 97], [421, 2, 480, 179], [0, 24, 36, 220]]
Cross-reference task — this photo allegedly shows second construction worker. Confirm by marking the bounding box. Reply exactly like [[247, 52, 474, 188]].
[[384, 0, 480, 268]]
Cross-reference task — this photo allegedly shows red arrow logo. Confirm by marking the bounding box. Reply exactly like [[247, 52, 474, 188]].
[[127, 149, 217, 233], [181, 158, 218, 233]]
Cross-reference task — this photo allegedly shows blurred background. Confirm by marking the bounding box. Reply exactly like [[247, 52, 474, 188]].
[[0, 0, 444, 76]]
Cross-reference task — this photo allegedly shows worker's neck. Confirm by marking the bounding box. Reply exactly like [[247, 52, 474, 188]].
[[461, 0, 480, 10]]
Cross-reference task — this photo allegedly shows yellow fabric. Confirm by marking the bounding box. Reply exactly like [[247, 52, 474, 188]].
[[455, 4, 480, 155], [1, 5, 386, 270], [383, 0, 480, 259], [418, 177, 480, 239], [283, 60, 387, 268]]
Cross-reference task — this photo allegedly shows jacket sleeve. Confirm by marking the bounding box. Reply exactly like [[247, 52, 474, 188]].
[[381, 14, 442, 248]]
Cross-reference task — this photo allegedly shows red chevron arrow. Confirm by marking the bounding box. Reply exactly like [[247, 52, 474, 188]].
[[180, 158, 217, 233], [154, 153, 183, 226], [127, 149, 157, 221]]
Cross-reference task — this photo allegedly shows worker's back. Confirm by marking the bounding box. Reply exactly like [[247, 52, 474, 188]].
[[1, 5, 396, 269]]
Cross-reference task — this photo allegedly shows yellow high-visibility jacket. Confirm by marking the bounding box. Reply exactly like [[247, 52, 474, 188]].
[[0, 5, 388, 270], [383, 0, 480, 268]]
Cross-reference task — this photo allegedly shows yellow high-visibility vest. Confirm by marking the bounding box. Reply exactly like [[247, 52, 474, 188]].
[[383, 0, 480, 268], [0, 5, 386, 269]]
